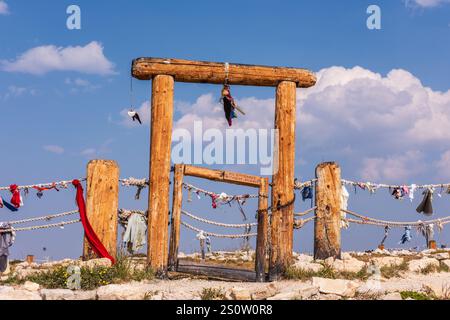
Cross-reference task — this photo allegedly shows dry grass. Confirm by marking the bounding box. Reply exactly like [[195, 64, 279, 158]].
[[380, 261, 409, 279], [199, 287, 227, 300], [285, 263, 369, 281]]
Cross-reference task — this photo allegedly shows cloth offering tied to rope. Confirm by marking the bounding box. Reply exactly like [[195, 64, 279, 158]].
[[122, 212, 147, 253], [0, 222, 15, 273]]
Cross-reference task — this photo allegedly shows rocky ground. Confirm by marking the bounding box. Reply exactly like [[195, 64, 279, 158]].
[[0, 248, 449, 300]]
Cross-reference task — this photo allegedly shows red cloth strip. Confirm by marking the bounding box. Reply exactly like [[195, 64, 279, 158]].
[[72, 179, 115, 264]]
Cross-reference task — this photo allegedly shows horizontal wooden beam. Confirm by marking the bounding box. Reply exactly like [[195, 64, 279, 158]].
[[177, 260, 257, 282], [183, 165, 262, 188], [132, 57, 316, 88]]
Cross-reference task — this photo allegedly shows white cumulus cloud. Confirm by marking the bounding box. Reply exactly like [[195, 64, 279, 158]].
[[0, 1, 9, 15], [135, 65, 449, 182], [405, 0, 450, 7], [1, 41, 116, 75]]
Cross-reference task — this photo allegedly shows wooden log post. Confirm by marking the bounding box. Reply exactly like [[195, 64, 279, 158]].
[[269, 81, 297, 281], [314, 162, 342, 260], [255, 178, 269, 282], [84, 160, 119, 260], [147, 75, 175, 276], [168, 164, 185, 271]]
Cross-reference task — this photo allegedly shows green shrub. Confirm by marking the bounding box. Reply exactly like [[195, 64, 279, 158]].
[[400, 291, 431, 300]]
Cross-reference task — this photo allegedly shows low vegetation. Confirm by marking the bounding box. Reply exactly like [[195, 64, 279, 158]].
[[199, 287, 227, 300], [379, 261, 409, 279], [1, 257, 154, 290], [285, 264, 370, 281], [400, 291, 432, 300]]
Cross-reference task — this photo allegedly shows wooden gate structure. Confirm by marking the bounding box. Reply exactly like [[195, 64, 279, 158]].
[[132, 57, 316, 279], [168, 164, 269, 282]]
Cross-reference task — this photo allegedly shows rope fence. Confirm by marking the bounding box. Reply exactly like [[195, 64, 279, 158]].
[[342, 209, 450, 228], [181, 210, 257, 228], [0, 179, 86, 191], [0, 219, 81, 233], [180, 221, 257, 239], [341, 179, 450, 191]]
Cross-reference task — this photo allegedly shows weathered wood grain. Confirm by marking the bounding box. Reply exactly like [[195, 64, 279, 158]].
[[84, 160, 119, 260], [147, 75, 174, 275], [132, 57, 316, 88], [314, 162, 342, 260]]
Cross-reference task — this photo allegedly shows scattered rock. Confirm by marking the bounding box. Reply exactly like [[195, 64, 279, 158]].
[[230, 288, 251, 300], [23, 281, 40, 291], [293, 261, 324, 273], [251, 284, 278, 300], [80, 258, 112, 269], [97, 283, 153, 300], [382, 292, 402, 300], [434, 252, 450, 261], [332, 258, 366, 273], [371, 257, 404, 268], [0, 287, 41, 300], [320, 293, 342, 300], [408, 258, 440, 272], [312, 277, 359, 298], [423, 279, 450, 299]]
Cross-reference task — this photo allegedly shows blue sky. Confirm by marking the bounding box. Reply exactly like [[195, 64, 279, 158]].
[[0, 0, 449, 260]]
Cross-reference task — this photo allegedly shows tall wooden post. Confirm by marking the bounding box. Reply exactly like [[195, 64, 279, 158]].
[[314, 162, 342, 260], [147, 75, 174, 276], [84, 160, 119, 260], [270, 81, 297, 280], [168, 164, 185, 271], [255, 177, 269, 282]]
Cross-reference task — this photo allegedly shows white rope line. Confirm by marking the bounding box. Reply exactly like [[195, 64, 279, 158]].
[[294, 179, 317, 190], [182, 182, 261, 199], [342, 209, 450, 227], [294, 207, 317, 217], [181, 210, 257, 228], [7, 210, 78, 225], [181, 221, 257, 239], [0, 179, 85, 191], [0, 219, 81, 233], [341, 179, 450, 191], [294, 216, 316, 229]]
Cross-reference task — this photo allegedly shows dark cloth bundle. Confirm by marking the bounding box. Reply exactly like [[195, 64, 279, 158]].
[[416, 189, 433, 216]]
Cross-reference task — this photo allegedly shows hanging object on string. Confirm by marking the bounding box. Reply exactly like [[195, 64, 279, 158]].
[[32, 183, 59, 199], [416, 188, 433, 216], [220, 63, 245, 126], [399, 226, 412, 245], [9, 185, 23, 208], [379, 225, 390, 248], [128, 76, 142, 125]]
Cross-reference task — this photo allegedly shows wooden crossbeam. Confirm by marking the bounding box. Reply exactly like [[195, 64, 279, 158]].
[[132, 57, 316, 88]]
